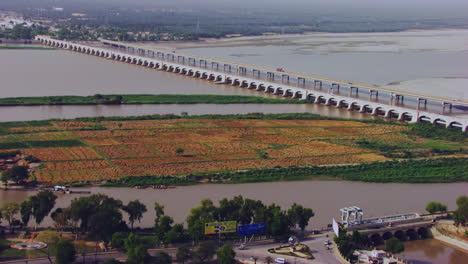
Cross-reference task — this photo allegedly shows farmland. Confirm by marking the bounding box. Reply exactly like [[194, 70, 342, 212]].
[[0, 114, 466, 185]]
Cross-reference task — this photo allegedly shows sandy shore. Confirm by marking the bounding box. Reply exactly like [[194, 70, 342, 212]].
[[130, 28, 468, 52]]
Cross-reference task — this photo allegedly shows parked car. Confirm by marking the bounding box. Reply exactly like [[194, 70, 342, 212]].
[[275, 258, 286, 264]]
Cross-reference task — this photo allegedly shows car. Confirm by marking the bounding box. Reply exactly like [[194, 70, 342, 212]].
[[275, 257, 286, 264], [324, 240, 331, 245]]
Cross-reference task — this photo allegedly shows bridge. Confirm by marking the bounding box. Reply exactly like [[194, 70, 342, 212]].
[[35, 36, 468, 131], [336, 207, 435, 245]]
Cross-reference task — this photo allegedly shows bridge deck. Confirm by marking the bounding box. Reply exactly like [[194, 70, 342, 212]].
[[98, 38, 468, 105]]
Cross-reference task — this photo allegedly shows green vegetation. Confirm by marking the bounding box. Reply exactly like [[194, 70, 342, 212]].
[[406, 123, 467, 142], [334, 230, 370, 261], [0, 46, 54, 50], [0, 94, 305, 106], [385, 237, 405, 254], [425, 201, 448, 214], [0, 140, 84, 150], [206, 158, 468, 184], [1, 165, 29, 184], [453, 195, 468, 226]]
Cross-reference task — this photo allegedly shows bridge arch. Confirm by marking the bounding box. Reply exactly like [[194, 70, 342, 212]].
[[306, 94, 316, 102], [386, 109, 400, 119], [240, 80, 249, 88], [348, 102, 360, 111], [293, 91, 304, 99], [398, 112, 413, 121], [283, 89, 294, 97], [419, 115, 432, 123], [274, 87, 284, 95], [447, 121, 463, 130], [325, 97, 338, 106], [394, 230, 407, 241], [316, 96, 327, 104], [433, 118, 447, 127], [372, 107, 386, 116], [406, 229, 418, 240], [382, 232, 393, 241], [370, 234, 383, 245], [417, 227, 429, 239]]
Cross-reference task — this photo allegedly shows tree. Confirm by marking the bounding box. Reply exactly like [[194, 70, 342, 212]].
[[30, 190, 57, 227], [69, 194, 124, 240], [287, 203, 314, 231], [265, 256, 273, 264], [217, 244, 236, 264], [385, 237, 405, 254], [54, 238, 76, 264], [425, 201, 448, 214], [176, 148, 185, 155], [165, 223, 185, 244], [156, 251, 173, 264], [51, 208, 71, 232], [20, 199, 32, 227], [2, 165, 29, 184], [193, 241, 217, 264], [111, 232, 126, 250], [123, 200, 147, 230], [187, 199, 216, 242], [125, 233, 149, 264], [0, 201, 19, 226], [36, 230, 61, 264], [453, 195, 468, 226], [176, 246, 192, 264]]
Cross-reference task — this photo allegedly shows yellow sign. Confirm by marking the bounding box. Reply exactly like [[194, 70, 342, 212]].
[[204, 221, 237, 235]]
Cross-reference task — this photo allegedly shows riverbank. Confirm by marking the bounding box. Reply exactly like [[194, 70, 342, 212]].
[[0, 94, 305, 106], [431, 220, 468, 251], [0, 45, 54, 50]]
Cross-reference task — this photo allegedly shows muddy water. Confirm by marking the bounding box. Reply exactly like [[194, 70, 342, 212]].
[[399, 239, 468, 264], [0, 103, 372, 122], [1, 181, 466, 229]]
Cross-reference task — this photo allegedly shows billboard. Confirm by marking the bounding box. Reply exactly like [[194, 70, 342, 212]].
[[204, 221, 237, 235], [237, 223, 267, 237]]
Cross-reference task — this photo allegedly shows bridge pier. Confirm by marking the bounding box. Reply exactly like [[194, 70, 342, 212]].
[[297, 77, 306, 87], [369, 89, 379, 100], [314, 80, 322, 90], [267, 72, 275, 81], [442, 102, 453, 113], [349, 86, 359, 96]]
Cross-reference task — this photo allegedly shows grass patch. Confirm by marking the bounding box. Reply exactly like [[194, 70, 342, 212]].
[[0, 46, 55, 50], [0, 94, 306, 106], [222, 158, 468, 183], [406, 123, 467, 142], [0, 239, 26, 259], [0, 139, 84, 149], [101, 175, 198, 187]]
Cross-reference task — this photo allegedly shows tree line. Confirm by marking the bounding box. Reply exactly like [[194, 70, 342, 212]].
[[1, 193, 314, 263]]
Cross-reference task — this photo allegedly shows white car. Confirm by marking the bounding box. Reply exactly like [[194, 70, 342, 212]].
[[275, 258, 286, 264]]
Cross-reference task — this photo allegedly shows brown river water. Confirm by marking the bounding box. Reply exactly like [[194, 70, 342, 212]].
[[1, 38, 467, 263]]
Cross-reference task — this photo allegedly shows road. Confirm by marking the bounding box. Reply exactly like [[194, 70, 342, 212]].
[[0, 234, 341, 264], [235, 233, 341, 264]]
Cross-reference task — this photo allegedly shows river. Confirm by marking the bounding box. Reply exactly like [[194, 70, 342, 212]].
[[1, 31, 468, 263], [398, 239, 468, 264]]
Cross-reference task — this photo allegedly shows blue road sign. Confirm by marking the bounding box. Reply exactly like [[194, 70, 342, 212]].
[[237, 223, 267, 237]]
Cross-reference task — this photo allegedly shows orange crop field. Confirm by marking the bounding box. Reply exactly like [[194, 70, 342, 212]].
[[1, 117, 434, 184]]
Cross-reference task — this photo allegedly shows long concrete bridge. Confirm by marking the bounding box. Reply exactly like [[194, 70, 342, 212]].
[[36, 36, 468, 131]]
